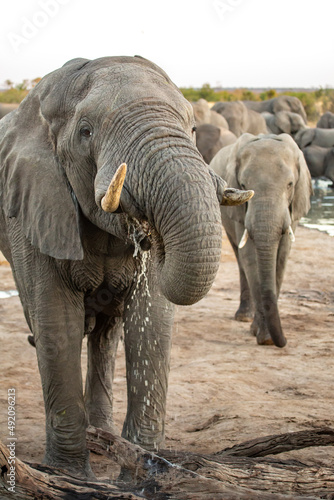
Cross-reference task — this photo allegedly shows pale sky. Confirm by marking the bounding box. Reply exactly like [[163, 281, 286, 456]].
[[1, 0, 334, 89]]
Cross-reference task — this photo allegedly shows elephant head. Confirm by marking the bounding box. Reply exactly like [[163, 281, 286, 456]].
[[0, 56, 252, 307], [264, 111, 308, 136], [211, 133, 312, 347]]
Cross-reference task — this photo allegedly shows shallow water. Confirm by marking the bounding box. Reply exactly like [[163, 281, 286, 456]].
[[0, 290, 19, 299], [300, 179, 334, 236]]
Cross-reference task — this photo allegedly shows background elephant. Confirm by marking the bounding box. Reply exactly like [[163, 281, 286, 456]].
[[210, 133, 312, 347], [302, 145, 334, 185], [0, 102, 19, 119], [211, 101, 267, 137], [295, 127, 334, 149], [0, 56, 251, 478], [263, 110, 307, 137], [316, 111, 334, 129], [195, 123, 237, 163], [243, 95, 308, 124], [191, 98, 229, 129]]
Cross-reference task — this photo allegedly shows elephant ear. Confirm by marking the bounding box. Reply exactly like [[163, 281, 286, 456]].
[[2, 92, 84, 260], [291, 147, 313, 222], [211, 133, 255, 224]]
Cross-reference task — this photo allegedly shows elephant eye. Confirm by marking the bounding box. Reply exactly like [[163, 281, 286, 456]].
[[80, 126, 92, 138], [288, 181, 293, 188], [192, 126, 197, 133]]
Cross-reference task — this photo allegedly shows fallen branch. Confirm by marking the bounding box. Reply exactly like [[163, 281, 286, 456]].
[[1, 427, 334, 499], [216, 427, 334, 457]]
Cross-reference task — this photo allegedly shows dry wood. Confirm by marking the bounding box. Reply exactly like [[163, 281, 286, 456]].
[[1, 427, 334, 499], [217, 427, 334, 457]]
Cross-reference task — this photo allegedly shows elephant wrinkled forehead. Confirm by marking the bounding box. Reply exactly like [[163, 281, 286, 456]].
[[76, 63, 193, 121], [239, 137, 298, 175]]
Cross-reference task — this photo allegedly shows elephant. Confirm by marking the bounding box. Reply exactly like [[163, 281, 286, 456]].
[[243, 95, 308, 124], [0, 102, 19, 119], [295, 127, 334, 149], [191, 98, 229, 129], [263, 111, 307, 137], [210, 133, 312, 347], [195, 123, 237, 163], [302, 145, 334, 185], [0, 56, 252, 478], [316, 111, 334, 129], [211, 101, 267, 137]]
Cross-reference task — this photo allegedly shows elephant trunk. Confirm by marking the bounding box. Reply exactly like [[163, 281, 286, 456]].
[[150, 158, 223, 306], [250, 207, 288, 348], [255, 242, 287, 348]]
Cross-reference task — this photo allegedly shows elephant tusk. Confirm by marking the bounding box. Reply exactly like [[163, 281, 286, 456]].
[[287, 225, 295, 242], [101, 163, 127, 213], [221, 188, 254, 206], [238, 229, 249, 249]]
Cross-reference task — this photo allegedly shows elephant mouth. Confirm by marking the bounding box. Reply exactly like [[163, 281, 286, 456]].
[[126, 217, 153, 255]]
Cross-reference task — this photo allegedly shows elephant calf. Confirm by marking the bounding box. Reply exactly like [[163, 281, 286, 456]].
[[210, 133, 312, 347]]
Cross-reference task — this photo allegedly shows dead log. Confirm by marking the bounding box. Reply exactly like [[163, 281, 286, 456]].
[[87, 426, 332, 499], [1, 427, 334, 499], [0, 439, 143, 499], [216, 427, 334, 457]]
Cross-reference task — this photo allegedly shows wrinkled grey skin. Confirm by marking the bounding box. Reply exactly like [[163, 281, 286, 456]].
[[211, 101, 267, 137], [295, 127, 334, 149], [0, 103, 19, 119], [302, 145, 334, 185], [196, 123, 237, 163], [317, 111, 334, 129], [211, 134, 312, 347], [243, 96, 308, 124], [263, 111, 307, 137], [0, 56, 234, 477]]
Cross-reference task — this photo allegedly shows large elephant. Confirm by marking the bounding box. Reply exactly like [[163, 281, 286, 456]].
[[210, 134, 312, 347], [317, 111, 334, 129], [243, 96, 307, 124], [0, 56, 252, 478], [302, 145, 334, 185], [0, 102, 19, 119], [196, 123, 237, 163], [295, 127, 334, 149], [263, 110, 307, 137], [211, 101, 267, 137]]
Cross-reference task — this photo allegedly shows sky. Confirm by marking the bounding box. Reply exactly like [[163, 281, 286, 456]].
[[1, 0, 334, 90]]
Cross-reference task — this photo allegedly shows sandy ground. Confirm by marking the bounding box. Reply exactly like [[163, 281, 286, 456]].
[[0, 225, 333, 484]]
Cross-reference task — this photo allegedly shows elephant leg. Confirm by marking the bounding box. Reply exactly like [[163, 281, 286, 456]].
[[8, 230, 91, 477], [84, 314, 122, 433], [227, 232, 253, 322], [122, 256, 174, 451]]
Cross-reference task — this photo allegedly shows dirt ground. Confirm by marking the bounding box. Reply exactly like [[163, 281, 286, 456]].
[[0, 225, 333, 485]]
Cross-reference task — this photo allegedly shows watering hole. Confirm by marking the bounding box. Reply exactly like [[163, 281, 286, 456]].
[[300, 178, 334, 236]]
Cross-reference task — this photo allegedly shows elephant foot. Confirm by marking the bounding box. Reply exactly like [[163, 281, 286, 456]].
[[256, 332, 274, 346], [250, 320, 274, 345], [235, 301, 253, 322], [43, 451, 96, 480]]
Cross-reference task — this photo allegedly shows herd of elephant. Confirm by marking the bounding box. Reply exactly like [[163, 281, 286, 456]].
[[0, 56, 320, 479], [193, 97, 334, 186]]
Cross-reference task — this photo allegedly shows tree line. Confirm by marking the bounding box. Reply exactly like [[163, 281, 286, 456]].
[[1, 79, 333, 122]]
